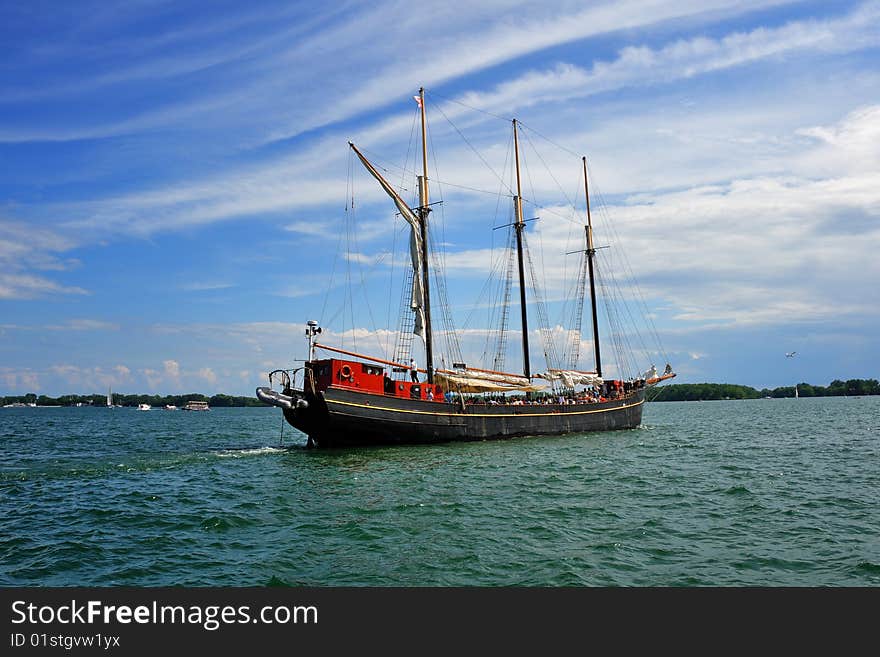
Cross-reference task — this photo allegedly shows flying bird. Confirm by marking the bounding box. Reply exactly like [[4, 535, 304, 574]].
[[785, 352, 796, 358]]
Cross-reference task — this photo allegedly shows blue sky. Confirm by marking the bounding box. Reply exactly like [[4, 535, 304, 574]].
[[1, 0, 878, 397]]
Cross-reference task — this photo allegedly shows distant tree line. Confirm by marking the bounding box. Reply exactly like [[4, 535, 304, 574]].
[[650, 379, 880, 401], [5, 378, 879, 407], [1, 392, 265, 407]]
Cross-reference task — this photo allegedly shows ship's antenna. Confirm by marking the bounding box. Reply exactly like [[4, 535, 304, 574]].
[[306, 320, 322, 361]]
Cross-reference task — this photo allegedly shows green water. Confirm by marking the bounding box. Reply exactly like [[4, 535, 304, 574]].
[[1, 397, 877, 586]]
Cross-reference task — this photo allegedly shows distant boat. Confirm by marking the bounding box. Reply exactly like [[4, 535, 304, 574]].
[[182, 401, 210, 411], [165, 404, 178, 411], [107, 387, 114, 407], [137, 403, 151, 411]]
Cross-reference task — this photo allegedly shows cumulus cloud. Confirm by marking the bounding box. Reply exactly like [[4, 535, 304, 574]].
[[34, 364, 135, 392], [197, 367, 218, 385], [0, 368, 41, 392], [163, 360, 181, 380]]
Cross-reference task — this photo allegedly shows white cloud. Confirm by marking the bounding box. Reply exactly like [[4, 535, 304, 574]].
[[0, 368, 41, 392], [0, 219, 86, 299], [143, 368, 163, 390], [46, 319, 121, 331], [43, 364, 134, 391], [413, 105, 880, 334], [448, 2, 879, 117], [36, 2, 874, 250], [264, 0, 801, 145], [179, 281, 234, 291], [0, 273, 88, 300], [163, 360, 181, 381], [197, 367, 218, 385]]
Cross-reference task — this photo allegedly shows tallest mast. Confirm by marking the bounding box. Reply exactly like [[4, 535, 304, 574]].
[[512, 119, 531, 379], [417, 87, 434, 384], [583, 156, 602, 378]]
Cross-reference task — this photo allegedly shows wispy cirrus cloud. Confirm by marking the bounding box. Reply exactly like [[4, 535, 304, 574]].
[[26, 2, 873, 248], [1, 1, 800, 145], [263, 0, 802, 145], [179, 281, 234, 292], [45, 319, 121, 331], [447, 1, 880, 117], [0, 274, 88, 300], [0, 219, 86, 299]]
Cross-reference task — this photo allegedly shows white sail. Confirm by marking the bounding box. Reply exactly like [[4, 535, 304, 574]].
[[535, 369, 603, 388], [434, 369, 545, 394], [350, 143, 426, 340]]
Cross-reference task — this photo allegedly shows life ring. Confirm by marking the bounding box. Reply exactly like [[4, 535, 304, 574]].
[[340, 365, 352, 380]]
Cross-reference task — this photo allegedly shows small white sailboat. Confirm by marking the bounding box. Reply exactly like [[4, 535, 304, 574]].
[[137, 403, 151, 411]]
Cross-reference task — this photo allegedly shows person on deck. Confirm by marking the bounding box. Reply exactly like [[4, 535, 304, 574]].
[[410, 358, 419, 383]]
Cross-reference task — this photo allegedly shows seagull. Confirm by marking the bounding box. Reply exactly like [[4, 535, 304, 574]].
[[785, 352, 796, 358]]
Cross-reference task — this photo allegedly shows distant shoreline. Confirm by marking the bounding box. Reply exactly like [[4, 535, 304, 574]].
[[1, 393, 264, 408], [649, 379, 878, 402], [4, 378, 878, 406]]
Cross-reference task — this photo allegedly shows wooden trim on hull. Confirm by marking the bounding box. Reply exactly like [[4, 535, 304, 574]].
[[283, 387, 645, 447]]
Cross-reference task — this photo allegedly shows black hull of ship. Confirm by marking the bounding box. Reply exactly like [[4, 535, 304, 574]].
[[281, 386, 645, 447]]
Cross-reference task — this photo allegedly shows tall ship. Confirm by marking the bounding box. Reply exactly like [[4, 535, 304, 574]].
[[257, 88, 674, 447]]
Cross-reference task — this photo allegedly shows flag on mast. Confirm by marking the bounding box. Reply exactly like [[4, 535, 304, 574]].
[[413, 95, 422, 108]]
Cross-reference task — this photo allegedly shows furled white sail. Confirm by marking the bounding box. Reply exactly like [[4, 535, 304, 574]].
[[434, 370, 546, 393], [350, 143, 426, 340], [535, 369, 603, 388]]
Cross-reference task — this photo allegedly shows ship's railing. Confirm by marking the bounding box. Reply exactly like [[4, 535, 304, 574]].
[[268, 368, 302, 392]]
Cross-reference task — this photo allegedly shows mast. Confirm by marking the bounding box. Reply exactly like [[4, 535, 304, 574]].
[[417, 87, 434, 384], [512, 119, 531, 379], [583, 156, 602, 378]]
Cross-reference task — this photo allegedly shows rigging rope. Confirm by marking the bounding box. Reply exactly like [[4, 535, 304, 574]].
[[334, 90, 673, 392]]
